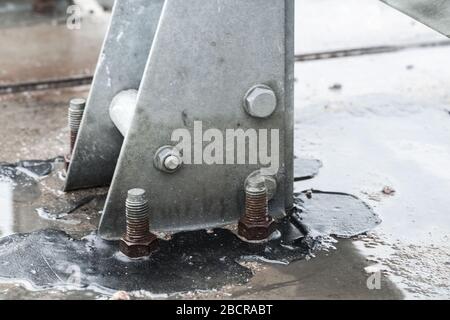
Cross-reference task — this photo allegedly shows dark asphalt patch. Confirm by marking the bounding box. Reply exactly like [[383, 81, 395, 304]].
[[294, 158, 323, 181], [0, 159, 380, 294], [293, 190, 382, 238], [0, 227, 309, 294]]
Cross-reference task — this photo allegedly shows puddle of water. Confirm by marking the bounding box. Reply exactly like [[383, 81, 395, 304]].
[[294, 158, 323, 181], [0, 158, 106, 239]]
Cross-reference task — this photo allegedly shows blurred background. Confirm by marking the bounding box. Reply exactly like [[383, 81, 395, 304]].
[[0, 0, 448, 94]]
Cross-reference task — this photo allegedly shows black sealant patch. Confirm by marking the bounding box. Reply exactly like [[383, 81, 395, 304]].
[[0, 158, 380, 294], [294, 158, 323, 181], [0, 227, 309, 294], [293, 190, 382, 238]]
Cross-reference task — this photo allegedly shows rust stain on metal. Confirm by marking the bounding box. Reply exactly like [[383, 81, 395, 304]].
[[238, 177, 276, 241]]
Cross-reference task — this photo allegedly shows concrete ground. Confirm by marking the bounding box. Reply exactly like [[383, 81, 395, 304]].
[[0, 0, 449, 299]]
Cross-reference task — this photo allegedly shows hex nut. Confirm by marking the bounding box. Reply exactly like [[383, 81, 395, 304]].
[[238, 218, 276, 241], [244, 85, 277, 118], [154, 146, 183, 173], [119, 234, 159, 258]]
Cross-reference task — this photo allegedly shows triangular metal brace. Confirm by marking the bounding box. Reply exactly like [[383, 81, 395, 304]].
[[65, 0, 295, 240]]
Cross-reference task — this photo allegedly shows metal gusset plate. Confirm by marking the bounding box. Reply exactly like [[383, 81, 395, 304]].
[[65, 0, 165, 191], [381, 0, 450, 37], [99, 0, 295, 239]]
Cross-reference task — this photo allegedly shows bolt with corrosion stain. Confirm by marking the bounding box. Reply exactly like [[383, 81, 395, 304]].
[[119, 189, 159, 258], [238, 175, 276, 241], [65, 98, 86, 171]]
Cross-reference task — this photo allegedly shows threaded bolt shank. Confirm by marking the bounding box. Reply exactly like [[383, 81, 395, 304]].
[[238, 176, 275, 241], [125, 189, 151, 242], [68, 98, 86, 152], [120, 189, 159, 258]]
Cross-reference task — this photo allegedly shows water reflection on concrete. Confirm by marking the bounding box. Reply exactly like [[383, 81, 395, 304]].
[[0, 159, 105, 240], [233, 239, 404, 300]]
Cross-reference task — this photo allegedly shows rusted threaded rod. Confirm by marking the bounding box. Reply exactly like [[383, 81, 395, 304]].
[[68, 98, 86, 152], [125, 189, 151, 242], [65, 98, 86, 171], [238, 176, 275, 241], [119, 189, 159, 258]]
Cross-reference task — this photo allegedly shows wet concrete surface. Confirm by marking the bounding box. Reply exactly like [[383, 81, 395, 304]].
[[0, 87, 90, 162], [231, 239, 403, 300], [0, 0, 449, 300], [294, 158, 323, 181], [295, 46, 450, 299], [0, 154, 385, 298], [0, 13, 108, 87], [0, 0, 71, 29], [0, 91, 386, 298]]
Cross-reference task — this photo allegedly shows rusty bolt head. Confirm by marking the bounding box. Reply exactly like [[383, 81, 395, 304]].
[[119, 234, 159, 259], [244, 85, 277, 118], [238, 218, 276, 241]]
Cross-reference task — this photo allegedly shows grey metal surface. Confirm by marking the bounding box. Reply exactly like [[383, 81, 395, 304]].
[[64, 0, 165, 191], [285, 0, 295, 211], [99, 0, 295, 239], [381, 0, 450, 37]]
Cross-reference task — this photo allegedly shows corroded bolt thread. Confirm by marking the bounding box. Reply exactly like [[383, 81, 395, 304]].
[[65, 98, 86, 171], [68, 98, 86, 153], [243, 177, 270, 224], [120, 189, 158, 258], [238, 176, 275, 241], [125, 189, 151, 242]]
